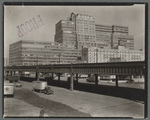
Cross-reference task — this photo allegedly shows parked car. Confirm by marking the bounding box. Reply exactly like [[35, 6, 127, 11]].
[[86, 75, 100, 82], [4, 82, 15, 97], [44, 87, 54, 95], [32, 81, 47, 93], [126, 79, 135, 83], [15, 82, 22, 87], [107, 79, 113, 83]]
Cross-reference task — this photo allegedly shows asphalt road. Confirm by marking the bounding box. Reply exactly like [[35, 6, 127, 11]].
[[4, 83, 91, 117], [4, 80, 145, 118]]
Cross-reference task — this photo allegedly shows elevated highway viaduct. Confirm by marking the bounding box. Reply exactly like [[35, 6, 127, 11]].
[[4, 61, 145, 91]]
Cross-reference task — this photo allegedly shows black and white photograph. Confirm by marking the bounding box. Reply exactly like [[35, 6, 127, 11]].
[[3, 3, 147, 118]]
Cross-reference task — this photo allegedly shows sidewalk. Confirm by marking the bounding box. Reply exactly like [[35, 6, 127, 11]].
[[4, 98, 41, 117]]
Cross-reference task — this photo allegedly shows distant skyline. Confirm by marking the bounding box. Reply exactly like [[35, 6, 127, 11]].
[[4, 4, 145, 58]]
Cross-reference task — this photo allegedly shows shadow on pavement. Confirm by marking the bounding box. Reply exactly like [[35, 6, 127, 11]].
[[14, 88, 91, 117], [20, 77, 145, 102]]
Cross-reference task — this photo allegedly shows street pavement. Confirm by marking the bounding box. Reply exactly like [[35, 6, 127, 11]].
[[4, 98, 41, 117], [4, 80, 144, 118]]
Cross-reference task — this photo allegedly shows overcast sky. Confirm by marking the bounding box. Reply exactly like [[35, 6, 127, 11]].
[[4, 4, 145, 58]]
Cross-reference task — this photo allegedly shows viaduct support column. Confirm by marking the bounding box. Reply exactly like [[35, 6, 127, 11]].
[[70, 73, 73, 91], [18, 72, 20, 81], [13, 71, 15, 75], [51, 72, 54, 80], [6, 71, 9, 76], [70, 64, 74, 91], [76, 73, 78, 83], [18, 71, 20, 77], [36, 72, 39, 81], [58, 73, 60, 86], [19, 71, 22, 77], [58, 73, 60, 82], [10, 71, 12, 76], [95, 74, 98, 91], [116, 75, 119, 87], [130, 75, 133, 80]]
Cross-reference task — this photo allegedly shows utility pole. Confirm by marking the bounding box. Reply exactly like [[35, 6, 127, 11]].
[[22, 57, 23, 66], [36, 55, 39, 81], [36, 55, 38, 65], [111, 25, 114, 49], [59, 53, 61, 64], [96, 48, 98, 63]]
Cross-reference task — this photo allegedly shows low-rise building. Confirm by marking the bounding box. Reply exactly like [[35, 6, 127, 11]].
[[82, 47, 145, 63], [9, 40, 81, 66], [4, 57, 9, 66]]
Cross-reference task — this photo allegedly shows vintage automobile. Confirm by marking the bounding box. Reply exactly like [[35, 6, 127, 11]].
[[15, 82, 22, 87], [126, 79, 135, 83], [44, 87, 54, 95], [86, 75, 100, 82], [32, 81, 53, 95], [32, 81, 47, 93], [4, 81, 15, 97]]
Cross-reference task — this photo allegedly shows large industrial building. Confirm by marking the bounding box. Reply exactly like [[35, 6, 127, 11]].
[[4, 57, 9, 67], [95, 24, 134, 50], [82, 46, 145, 63], [55, 13, 134, 51], [54, 20, 76, 48], [9, 40, 81, 66]]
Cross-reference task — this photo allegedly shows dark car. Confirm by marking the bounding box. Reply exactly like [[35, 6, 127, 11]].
[[126, 79, 135, 83], [86, 76, 100, 82], [15, 82, 22, 87], [44, 87, 54, 95]]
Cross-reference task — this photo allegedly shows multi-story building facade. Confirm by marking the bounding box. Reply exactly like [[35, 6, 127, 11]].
[[4, 57, 9, 66], [55, 13, 134, 51], [112, 34, 134, 50], [9, 13, 138, 66], [95, 24, 112, 49], [95, 24, 134, 50], [9, 40, 81, 66], [112, 25, 128, 35], [82, 47, 145, 63], [55, 13, 97, 50], [54, 20, 76, 48]]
